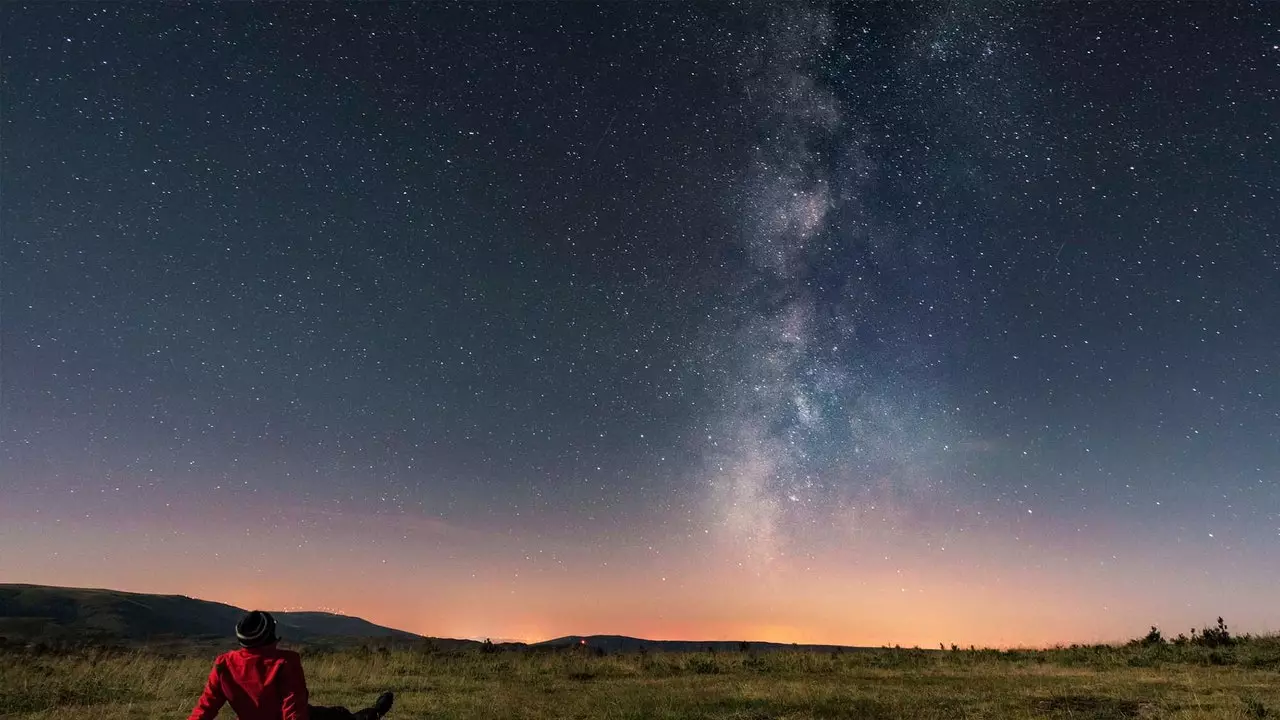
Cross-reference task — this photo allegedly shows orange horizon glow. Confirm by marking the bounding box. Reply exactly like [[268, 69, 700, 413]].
[[4, 488, 1273, 651], [0, 574, 1209, 651]]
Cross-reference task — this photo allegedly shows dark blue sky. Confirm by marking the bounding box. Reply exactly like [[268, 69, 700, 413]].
[[2, 2, 1277, 644]]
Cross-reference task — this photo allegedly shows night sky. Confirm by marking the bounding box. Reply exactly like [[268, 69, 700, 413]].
[[2, 2, 1277, 648]]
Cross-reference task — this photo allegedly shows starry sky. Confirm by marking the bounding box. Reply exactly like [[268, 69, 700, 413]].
[[2, 2, 1277, 648]]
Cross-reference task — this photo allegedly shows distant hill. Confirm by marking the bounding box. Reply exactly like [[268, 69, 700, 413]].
[[1, 584, 877, 654], [535, 635, 870, 654], [0, 584, 421, 647]]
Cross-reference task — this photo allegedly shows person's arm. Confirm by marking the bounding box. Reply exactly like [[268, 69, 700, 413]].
[[281, 655, 310, 720], [188, 661, 227, 720]]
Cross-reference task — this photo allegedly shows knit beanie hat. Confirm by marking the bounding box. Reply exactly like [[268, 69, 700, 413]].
[[236, 610, 279, 647]]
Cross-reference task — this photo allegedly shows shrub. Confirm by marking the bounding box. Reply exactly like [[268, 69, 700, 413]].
[[1135, 626, 1165, 646], [1198, 618, 1234, 648], [686, 656, 721, 674]]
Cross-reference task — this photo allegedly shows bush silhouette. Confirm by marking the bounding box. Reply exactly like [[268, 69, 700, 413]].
[[1135, 626, 1165, 646], [1197, 618, 1234, 648], [1133, 619, 1236, 649]]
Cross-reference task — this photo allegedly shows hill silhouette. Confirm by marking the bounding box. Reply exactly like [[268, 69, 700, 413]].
[[536, 635, 868, 654], [0, 584, 420, 646], [1, 584, 879, 653]]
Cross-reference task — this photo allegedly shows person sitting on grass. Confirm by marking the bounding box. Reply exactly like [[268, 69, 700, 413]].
[[187, 610, 395, 720]]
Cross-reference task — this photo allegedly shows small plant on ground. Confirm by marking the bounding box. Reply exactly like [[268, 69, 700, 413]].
[[1198, 617, 1234, 648], [1134, 626, 1166, 646]]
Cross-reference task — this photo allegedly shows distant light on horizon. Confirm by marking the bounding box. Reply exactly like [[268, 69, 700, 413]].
[[278, 606, 349, 616]]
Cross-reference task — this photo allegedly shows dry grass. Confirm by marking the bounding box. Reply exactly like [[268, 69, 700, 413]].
[[2, 643, 1279, 720]]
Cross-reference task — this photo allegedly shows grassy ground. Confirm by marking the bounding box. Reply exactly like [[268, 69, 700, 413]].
[[2, 642, 1279, 720]]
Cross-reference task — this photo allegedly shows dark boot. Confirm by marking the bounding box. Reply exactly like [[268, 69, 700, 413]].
[[352, 692, 395, 720], [373, 692, 394, 717]]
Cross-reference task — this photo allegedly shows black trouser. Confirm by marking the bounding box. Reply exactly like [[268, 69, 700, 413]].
[[309, 704, 381, 720]]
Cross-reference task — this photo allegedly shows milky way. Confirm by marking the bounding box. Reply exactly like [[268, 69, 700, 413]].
[[705, 5, 961, 567]]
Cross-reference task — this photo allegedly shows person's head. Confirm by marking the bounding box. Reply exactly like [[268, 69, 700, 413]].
[[235, 610, 279, 648]]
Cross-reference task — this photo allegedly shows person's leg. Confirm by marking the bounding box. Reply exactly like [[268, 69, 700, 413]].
[[308, 705, 355, 720], [351, 692, 395, 720], [312, 692, 393, 720]]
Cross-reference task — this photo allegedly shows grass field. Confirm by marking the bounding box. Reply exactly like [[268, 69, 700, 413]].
[[2, 641, 1279, 720]]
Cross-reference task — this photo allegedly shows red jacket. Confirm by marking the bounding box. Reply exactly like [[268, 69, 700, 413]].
[[188, 645, 310, 720]]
